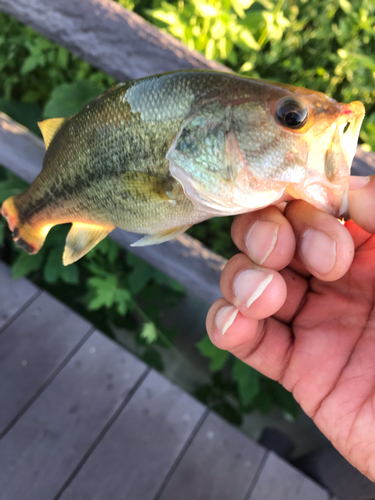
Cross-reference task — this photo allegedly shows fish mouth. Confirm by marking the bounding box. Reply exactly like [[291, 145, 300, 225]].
[[287, 100, 365, 217], [338, 101, 365, 168]]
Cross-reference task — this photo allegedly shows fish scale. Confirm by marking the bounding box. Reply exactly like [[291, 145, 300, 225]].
[[1, 70, 365, 265]]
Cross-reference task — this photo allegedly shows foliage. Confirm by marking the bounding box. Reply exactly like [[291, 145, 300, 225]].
[[196, 336, 298, 424], [0, 13, 114, 105]]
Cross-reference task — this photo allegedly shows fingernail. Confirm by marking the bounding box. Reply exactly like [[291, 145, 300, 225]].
[[215, 305, 239, 335], [246, 220, 279, 265], [301, 229, 336, 274], [234, 270, 273, 308], [349, 176, 370, 191]]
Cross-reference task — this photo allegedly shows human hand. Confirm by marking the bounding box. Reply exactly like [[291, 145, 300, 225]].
[[206, 175, 375, 480]]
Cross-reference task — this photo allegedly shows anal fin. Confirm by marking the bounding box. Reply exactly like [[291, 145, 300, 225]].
[[63, 222, 115, 265], [131, 226, 190, 247]]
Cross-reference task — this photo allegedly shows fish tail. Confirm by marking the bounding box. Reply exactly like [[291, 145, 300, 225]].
[[1, 196, 51, 255]]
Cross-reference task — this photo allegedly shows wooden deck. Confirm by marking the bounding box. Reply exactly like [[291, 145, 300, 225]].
[[0, 260, 332, 500]]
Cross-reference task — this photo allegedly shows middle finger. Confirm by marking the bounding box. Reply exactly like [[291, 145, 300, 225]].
[[231, 206, 296, 270]]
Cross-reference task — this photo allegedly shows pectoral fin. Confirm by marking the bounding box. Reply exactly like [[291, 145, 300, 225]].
[[131, 225, 190, 247], [121, 171, 178, 203], [63, 222, 115, 265]]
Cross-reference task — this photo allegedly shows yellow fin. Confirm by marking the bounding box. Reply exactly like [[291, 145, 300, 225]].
[[63, 222, 115, 266], [38, 117, 67, 149], [1, 196, 52, 254], [131, 226, 190, 247]]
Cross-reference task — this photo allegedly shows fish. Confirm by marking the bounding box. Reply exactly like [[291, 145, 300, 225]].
[[1, 70, 365, 265]]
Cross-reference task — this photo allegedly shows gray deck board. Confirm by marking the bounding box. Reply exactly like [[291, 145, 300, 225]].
[[0, 261, 39, 331], [0, 262, 332, 499], [158, 411, 266, 500], [0, 331, 148, 500], [0, 291, 92, 435], [59, 370, 207, 500], [247, 452, 330, 500]]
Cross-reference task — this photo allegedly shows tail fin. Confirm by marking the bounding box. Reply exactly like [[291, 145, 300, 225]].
[[1, 196, 50, 255]]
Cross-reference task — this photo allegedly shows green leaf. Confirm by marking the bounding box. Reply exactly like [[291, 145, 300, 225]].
[[43, 247, 64, 283], [232, 359, 260, 406], [165, 277, 185, 293], [142, 348, 164, 372], [57, 47, 69, 68], [196, 336, 229, 371], [238, 28, 260, 51], [0, 99, 42, 135], [44, 80, 106, 118], [127, 258, 155, 294], [12, 251, 45, 279], [115, 287, 132, 315], [338, 0, 352, 14], [86, 274, 132, 314], [0, 170, 28, 203], [60, 263, 79, 284], [147, 7, 181, 26], [140, 322, 158, 345], [107, 240, 120, 264], [86, 275, 118, 310], [212, 401, 242, 426], [196, 3, 218, 17], [21, 53, 45, 74], [252, 386, 274, 414]]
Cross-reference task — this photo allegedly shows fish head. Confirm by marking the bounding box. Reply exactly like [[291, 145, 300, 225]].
[[260, 85, 365, 216], [169, 75, 365, 219]]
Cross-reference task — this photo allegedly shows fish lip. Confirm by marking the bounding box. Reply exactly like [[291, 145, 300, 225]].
[[340, 101, 366, 120]]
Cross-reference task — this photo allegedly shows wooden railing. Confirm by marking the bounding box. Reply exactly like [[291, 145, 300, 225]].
[[0, 0, 374, 305]]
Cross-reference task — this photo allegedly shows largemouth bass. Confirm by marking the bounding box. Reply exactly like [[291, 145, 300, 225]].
[[1, 70, 365, 265]]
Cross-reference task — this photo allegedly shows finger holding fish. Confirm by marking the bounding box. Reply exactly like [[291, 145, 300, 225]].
[[231, 205, 296, 270], [219, 253, 287, 320]]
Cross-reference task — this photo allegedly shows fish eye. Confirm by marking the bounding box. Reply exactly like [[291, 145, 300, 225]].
[[276, 99, 308, 130]]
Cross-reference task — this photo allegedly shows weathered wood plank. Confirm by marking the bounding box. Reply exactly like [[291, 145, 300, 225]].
[[59, 370, 206, 500], [0, 291, 93, 435], [158, 411, 266, 500], [0, 0, 227, 81], [0, 113, 225, 304], [247, 452, 330, 500], [0, 331, 148, 500], [0, 261, 39, 331]]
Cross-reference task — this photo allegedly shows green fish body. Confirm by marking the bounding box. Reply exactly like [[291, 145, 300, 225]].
[[1, 70, 365, 264]]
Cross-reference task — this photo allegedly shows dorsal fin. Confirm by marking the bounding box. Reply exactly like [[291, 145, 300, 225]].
[[38, 117, 67, 149]]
